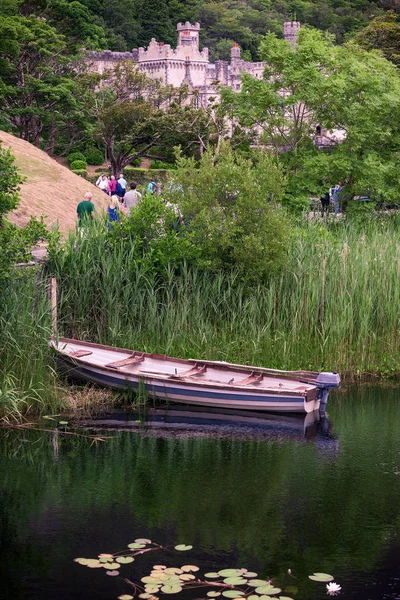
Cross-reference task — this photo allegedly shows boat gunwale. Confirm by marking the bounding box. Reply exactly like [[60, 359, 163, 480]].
[[52, 337, 319, 401]]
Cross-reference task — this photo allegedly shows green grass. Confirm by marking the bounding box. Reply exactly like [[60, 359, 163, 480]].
[[48, 216, 400, 380]]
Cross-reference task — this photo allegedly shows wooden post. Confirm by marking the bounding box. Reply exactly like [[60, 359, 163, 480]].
[[51, 278, 57, 339]]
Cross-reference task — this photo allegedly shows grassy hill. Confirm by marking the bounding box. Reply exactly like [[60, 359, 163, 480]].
[[0, 131, 109, 234]]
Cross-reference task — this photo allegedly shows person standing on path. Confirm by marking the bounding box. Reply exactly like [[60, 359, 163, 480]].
[[124, 182, 142, 216], [332, 184, 342, 216], [97, 174, 109, 194], [116, 173, 127, 199], [108, 175, 117, 196], [107, 195, 121, 231], [77, 192, 95, 228]]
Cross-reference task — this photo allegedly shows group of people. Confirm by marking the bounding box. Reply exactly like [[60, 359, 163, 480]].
[[320, 184, 343, 215], [76, 176, 161, 230]]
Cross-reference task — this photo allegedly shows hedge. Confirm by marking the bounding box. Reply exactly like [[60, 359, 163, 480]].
[[72, 169, 88, 178], [85, 148, 104, 166]]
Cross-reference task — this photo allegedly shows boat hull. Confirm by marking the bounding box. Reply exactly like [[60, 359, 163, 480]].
[[57, 355, 320, 413]]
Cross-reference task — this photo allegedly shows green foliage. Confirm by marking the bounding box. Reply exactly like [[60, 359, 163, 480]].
[[150, 159, 175, 169], [67, 151, 86, 166], [167, 143, 289, 283], [70, 159, 87, 170], [0, 144, 21, 222], [355, 11, 400, 66], [85, 147, 104, 166], [72, 169, 88, 177], [136, 0, 175, 46]]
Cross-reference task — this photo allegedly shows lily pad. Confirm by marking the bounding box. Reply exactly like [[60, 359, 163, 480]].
[[99, 557, 113, 563], [181, 565, 200, 572], [223, 577, 248, 585], [308, 573, 334, 583], [106, 570, 119, 576], [103, 562, 120, 570], [174, 545, 193, 551], [164, 568, 183, 575], [222, 591, 244, 598], [135, 538, 152, 544], [87, 563, 103, 569], [255, 586, 282, 595], [145, 585, 160, 593], [218, 569, 242, 577], [243, 572, 258, 578], [247, 596, 260, 600], [207, 593, 221, 598], [179, 574, 195, 581], [247, 580, 270, 587], [161, 584, 183, 594], [128, 543, 146, 549], [98, 553, 114, 559], [205, 573, 221, 578], [142, 577, 159, 584], [116, 556, 134, 564], [118, 596, 134, 600], [279, 597, 294, 600], [139, 595, 152, 599], [153, 565, 167, 570]]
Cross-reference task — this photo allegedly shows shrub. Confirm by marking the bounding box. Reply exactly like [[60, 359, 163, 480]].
[[67, 151, 86, 166], [130, 157, 142, 167], [72, 169, 88, 178], [85, 148, 104, 166], [150, 159, 176, 169], [70, 160, 87, 171]]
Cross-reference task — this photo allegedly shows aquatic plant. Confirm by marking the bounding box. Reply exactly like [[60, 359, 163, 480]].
[[73, 538, 337, 599]]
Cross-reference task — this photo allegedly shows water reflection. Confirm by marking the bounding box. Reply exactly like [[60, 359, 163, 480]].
[[0, 386, 400, 600]]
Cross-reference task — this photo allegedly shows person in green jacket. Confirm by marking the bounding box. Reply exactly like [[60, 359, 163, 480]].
[[77, 192, 95, 228]]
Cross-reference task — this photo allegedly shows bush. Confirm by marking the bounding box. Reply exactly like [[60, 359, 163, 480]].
[[67, 151, 86, 166], [130, 157, 142, 167], [70, 160, 87, 171], [72, 169, 88, 178], [85, 148, 104, 166], [150, 159, 176, 169]]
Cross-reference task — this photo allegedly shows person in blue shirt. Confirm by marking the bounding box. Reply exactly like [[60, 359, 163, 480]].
[[107, 195, 121, 230]]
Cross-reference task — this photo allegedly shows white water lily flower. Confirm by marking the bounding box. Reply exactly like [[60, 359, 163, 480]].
[[326, 582, 341, 595]]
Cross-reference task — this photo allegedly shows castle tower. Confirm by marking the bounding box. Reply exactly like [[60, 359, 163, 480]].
[[283, 21, 300, 47], [231, 43, 241, 65], [177, 22, 200, 50]]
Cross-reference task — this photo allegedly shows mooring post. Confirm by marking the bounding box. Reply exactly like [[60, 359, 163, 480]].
[[51, 277, 57, 339]]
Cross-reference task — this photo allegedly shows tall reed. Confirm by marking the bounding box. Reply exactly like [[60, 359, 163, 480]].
[[48, 217, 400, 379]]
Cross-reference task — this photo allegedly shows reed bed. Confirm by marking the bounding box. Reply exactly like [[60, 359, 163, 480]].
[[49, 218, 400, 380], [0, 275, 61, 421]]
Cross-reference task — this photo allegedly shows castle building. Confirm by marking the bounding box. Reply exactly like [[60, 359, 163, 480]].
[[89, 21, 301, 107]]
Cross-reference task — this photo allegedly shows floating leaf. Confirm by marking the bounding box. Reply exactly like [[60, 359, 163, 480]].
[[179, 574, 195, 581], [174, 545, 193, 551], [247, 596, 259, 600], [74, 558, 90, 565], [143, 577, 160, 584], [207, 592, 221, 598], [255, 586, 282, 595], [106, 570, 119, 576], [243, 572, 258, 578], [85, 560, 101, 567], [279, 597, 294, 600], [145, 585, 160, 593], [248, 580, 270, 587], [128, 543, 146, 549], [116, 557, 134, 564], [223, 577, 247, 585], [181, 565, 199, 572], [139, 595, 152, 599], [205, 573, 221, 579], [222, 591, 244, 598], [99, 557, 114, 563], [118, 596, 134, 600], [164, 568, 183, 575], [99, 554, 114, 559], [103, 563, 120, 570], [135, 538, 152, 544], [308, 573, 334, 583], [218, 569, 242, 577], [153, 565, 167, 570], [160, 585, 182, 594]]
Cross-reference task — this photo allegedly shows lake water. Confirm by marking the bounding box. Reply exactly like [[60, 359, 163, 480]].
[[1, 385, 400, 600]]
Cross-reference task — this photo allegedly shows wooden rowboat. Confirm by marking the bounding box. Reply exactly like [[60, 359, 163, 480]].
[[51, 337, 340, 414]]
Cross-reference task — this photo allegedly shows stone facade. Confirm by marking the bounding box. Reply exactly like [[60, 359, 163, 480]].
[[88, 21, 301, 106]]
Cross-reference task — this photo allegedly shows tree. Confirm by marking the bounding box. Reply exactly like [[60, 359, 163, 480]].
[[136, 0, 175, 46], [166, 142, 289, 283], [0, 144, 47, 282], [221, 27, 400, 209], [355, 11, 400, 66]]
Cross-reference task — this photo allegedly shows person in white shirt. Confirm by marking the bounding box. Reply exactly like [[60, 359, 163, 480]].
[[97, 174, 109, 193], [124, 182, 142, 216], [116, 173, 127, 198]]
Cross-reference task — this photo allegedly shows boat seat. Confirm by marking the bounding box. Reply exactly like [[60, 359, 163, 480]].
[[70, 350, 93, 358], [106, 353, 145, 368], [235, 371, 263, 386], [169, 363, 207, 379]]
